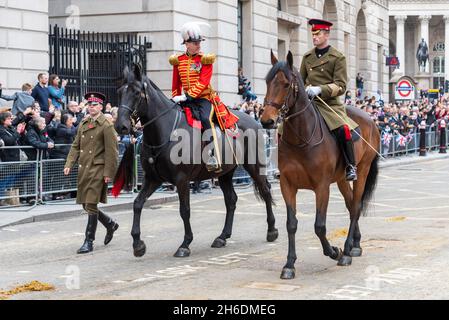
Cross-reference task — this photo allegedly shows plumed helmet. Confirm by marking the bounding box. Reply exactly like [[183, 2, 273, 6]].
[[180, 21, 210, 44]]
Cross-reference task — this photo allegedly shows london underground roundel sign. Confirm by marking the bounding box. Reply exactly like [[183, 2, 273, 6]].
[[395, 79, 415, 100]]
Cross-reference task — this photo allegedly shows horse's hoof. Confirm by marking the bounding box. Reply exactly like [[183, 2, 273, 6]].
[[211, 238, 227, 248], [350, 247, 363, 257], [280, 267, 296, 280], [133, 241, 146, 258], [337, 255, 353, 266], [174, 247, 191, 257], [330, 246, 343, 261], [266, 229, 279, 242]]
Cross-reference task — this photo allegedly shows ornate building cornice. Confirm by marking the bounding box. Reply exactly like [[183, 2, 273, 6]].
[[389, 0, 449, 3], [363, 0, 388, 10]]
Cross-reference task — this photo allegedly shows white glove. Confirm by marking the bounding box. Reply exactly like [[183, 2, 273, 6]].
[[306, 86, 322, 98], [172, 94, 187, 103]]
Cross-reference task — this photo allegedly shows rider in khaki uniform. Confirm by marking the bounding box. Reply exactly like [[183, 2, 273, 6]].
[[64, 92, 119, 254], [300, 19, 359, 181]]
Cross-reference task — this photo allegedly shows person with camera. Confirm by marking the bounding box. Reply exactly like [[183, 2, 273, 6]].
[[48, 74, 67, 110]]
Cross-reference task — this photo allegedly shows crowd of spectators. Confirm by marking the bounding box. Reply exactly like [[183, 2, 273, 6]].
[[0, 74, 136, 202]]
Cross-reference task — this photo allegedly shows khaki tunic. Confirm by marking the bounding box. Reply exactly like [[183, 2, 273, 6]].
[[300, 46, 358, 131], [65, 113, 119, 204]]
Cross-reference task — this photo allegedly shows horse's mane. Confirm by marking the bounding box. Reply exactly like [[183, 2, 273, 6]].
[[143, 76, 173, 106], [265, 61, 290, 83], [266, 60, 306, 93]]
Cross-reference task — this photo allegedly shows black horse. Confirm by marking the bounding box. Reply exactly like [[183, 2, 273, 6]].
[[114, 65, 278, 258]]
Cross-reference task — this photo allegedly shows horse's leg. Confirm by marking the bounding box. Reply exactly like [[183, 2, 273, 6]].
[[338, 163, 370, 266], [211, 169, 237, 248], [337, 179, 361, 257], [314, 185, 343, 261], [174, 181, 193, 257], [280, 178, 298, 280], [244, 164, 278, 242], [132, 178, 162, 257]]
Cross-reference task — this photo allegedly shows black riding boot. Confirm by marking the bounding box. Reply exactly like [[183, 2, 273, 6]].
[[77, 214, 98, 254], [343, 139, 357, 181], [334, 127, 358, 181], [98, 211, 119, 245]]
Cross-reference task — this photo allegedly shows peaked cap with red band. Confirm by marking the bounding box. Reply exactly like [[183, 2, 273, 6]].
[[85, 92, 106, 105], [308, 18, 333, 34]]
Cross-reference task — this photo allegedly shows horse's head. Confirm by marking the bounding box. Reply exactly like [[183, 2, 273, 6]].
[[260, 50, 297, 129], [116, 64, 146, 135]]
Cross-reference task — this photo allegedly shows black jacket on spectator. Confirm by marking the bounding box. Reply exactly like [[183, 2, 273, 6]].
[[0, 126, 21, 162], [49, 123, 77, 159], [12, 112, 32, 128], [23, 125, 53, 161]]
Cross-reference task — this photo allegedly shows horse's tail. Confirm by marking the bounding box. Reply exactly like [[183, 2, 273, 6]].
[[112, 144, 135, 197], [253, 177, 276, 206], [360, 155, 379, 216]]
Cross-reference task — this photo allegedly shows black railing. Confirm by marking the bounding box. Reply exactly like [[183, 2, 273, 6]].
[[49, 25, 151, 106]]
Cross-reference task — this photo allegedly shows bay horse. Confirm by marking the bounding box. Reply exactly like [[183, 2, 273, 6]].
[[113, 65, 278, 258], [260, 51, 380, 279]]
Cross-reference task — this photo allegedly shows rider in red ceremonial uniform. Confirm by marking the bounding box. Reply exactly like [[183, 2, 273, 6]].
[[169, 21, 239, 172]]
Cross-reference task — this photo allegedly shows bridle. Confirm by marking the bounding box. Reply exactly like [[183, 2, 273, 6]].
[[119, 79, 181, 165], [120, 80, 179, 130], [264, 69, 323, 148]]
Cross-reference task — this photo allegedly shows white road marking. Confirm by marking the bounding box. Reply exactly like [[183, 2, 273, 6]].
[[40, 231, 50, 234], [245, 282, 300, 292], [17, 271, 31, 274], [2, 228, 18, 232]]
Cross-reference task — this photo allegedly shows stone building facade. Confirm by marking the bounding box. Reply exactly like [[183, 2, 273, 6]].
[[1, 0, 391, 104], [0, 0, 49, 94], [389, 0, 449, 94]]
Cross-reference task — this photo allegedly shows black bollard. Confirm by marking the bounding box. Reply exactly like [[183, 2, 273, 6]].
[[419, 121, 427, 156], [439, 120, 447, 154]]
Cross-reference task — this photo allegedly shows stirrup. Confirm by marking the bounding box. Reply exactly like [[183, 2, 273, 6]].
[[345, 165, 357, 181], [206, 156, 221, 173]]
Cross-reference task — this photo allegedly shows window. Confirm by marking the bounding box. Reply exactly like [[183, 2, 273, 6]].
[[433, 56, 445, 74], [238, 1, 243, 69], [378, 19, 383, 36]]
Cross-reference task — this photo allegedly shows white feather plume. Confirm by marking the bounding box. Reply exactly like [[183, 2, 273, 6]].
[[180, 21, 210, 42]]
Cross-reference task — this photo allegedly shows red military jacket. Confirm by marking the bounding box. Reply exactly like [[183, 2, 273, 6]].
[[169, 52, 239, 130]]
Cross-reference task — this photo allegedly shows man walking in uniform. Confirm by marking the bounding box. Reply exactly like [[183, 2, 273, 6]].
[[64, 92, 119, 254], [300, 19, 359, 181], [169, 21, 239, 172]]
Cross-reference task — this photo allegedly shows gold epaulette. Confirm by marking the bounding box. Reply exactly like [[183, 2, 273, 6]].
[[201, 53, 216, 65], [169, 54, 180, 66]]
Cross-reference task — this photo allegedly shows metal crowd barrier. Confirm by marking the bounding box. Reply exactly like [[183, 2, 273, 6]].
[[3, 127, 446, 210], [0, 146, 39, 210], [380, 129, 447, 157]]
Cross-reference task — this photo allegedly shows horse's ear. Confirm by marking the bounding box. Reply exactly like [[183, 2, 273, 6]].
[[133, 63, 142, 82], [270, 49, 278, 65], [123, 66, 130, 81], [287, 51, 294, 70]]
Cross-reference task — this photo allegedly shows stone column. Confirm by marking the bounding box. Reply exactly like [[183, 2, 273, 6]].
[[445, 16, 449, 86], [418, 15, 431, 73], [395, 15, 407, 76]]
